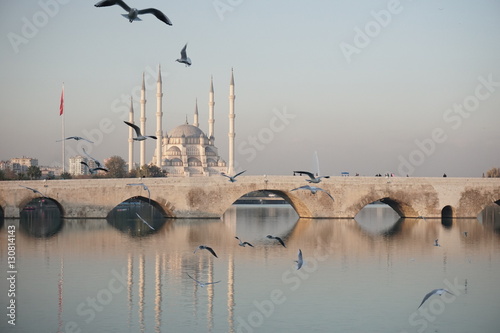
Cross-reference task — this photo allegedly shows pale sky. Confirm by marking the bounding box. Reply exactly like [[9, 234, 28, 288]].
[[1, 0, 499, 177]]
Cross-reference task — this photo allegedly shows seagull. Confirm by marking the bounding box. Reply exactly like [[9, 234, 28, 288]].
[[290, 185, 334, 201], [94, 0, 172, 25], [194, 245, 218, 258], [56, 136, 94, 144], [176, 43, 191, 67], [295, 249, 303, 270], [418, 289, 455, 309], [82, 148, 104, 168], [124, 121, 157, 141], [18, 185, 47, 197], [434, 239, 441, 247], [186, 273, 220, 288], [127, 183, 150, 202], [81, 161, 109, 174], [266, 235, 286, 248], [235, 236, 254, 247], [463, 231, 468, 237], [293, 171, 330, 183], [136, 213, 155, 230], [221, 170, 246, 182]]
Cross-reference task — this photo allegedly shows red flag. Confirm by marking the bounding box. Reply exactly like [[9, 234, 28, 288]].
[[59, 85, 64, 116]]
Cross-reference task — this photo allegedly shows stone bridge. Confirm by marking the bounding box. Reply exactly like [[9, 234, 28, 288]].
[[1, 176, 499, 219]]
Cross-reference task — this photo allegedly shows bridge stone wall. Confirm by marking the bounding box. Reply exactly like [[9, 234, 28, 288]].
[[0, 176, 499, 219]]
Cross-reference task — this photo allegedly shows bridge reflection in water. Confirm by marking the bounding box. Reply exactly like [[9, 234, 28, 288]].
[[2, 203, 500, 333]]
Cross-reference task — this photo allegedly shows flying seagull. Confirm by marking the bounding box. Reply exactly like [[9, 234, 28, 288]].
[[295, 249, 303, 270], [194, 245, 218, 258], [293, 171, 330, 183], [81, 161, 109, 174], [124, 121, 157, 141], [176, 43, 191, 67], [82, 148, 104, 168], [266, 235, 286, 248], [56, 136, 94, 144], [290, 185, 334, 201], [18, 185, 47, 197], [94, 0, 172, 25], [235, 236, 254, 247], [434, 239, 441, 247], [418, 289, 455, 309], [221, 170, 246, 182], [127, 183, 150, 202], [186, 273, 220, 288], [136, 213, 155, 230]]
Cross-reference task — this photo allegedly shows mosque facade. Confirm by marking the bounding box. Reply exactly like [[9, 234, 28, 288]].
[[128, 68, 235, 177]]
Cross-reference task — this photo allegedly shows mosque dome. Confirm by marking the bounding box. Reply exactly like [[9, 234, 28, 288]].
[[169, 124, 207, 139]]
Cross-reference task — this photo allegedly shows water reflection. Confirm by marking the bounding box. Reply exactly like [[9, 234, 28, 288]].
[[2, 204, 500, 333], [107, 200, 168, 236], [19, 198, 63, 238]]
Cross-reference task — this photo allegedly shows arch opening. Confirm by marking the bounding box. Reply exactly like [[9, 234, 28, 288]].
[[441, 205, 453, 228], [225, 189, 309, 218], [355, 200, 401, 235], [106, 197, 169, 236], [19, 198, 63, 238]]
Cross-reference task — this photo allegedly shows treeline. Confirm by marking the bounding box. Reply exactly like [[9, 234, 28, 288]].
[[0, 156, 166, 180], [485, 167, 500, 178]]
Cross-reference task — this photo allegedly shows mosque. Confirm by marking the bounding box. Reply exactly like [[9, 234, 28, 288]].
[[127, 67, 236, 177]]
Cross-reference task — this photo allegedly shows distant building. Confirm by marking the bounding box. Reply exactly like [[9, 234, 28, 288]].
[[9, 157, 38, 173], [69, 155, 98, 175]]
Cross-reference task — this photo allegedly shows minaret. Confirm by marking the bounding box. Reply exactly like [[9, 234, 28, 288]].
[[156, 65, 163, 167], [140, 72, 146, 167], [193, 99, 199, 127], [208, 76, 215, 142], [128, 97, 134, 172], [228, 68, 235, 175]]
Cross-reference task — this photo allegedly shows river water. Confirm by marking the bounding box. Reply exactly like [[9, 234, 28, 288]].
[[1, 203, 499, 333]]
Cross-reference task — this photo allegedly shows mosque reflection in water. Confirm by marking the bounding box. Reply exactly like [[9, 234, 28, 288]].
[[3, 198, 500, 333]]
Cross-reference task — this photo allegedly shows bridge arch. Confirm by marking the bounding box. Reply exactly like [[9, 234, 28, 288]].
[[441, 205, 453, 219], [215, 188, 313, 218], [108, 196, 171, 218], [18, 196, 65, 217], [351, 195, 418, 218]]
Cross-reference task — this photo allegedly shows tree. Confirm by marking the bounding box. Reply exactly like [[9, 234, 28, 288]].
[[129, 164, 165, 178], [27, 166, 42, 180], [105, 156, 127, 178], [60, 172, 72, 179], [486, 167, 500, 178]]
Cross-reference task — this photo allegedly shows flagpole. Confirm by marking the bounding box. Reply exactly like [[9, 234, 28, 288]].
[[60, 83, 65, 174]]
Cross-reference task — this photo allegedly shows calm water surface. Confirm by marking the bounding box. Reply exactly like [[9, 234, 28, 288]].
[[1, 204, 500, 333]]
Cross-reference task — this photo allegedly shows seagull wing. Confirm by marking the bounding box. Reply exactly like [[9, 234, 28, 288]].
[[291, 185, 311, 192], [147, 135, 158, 140], [243, 242, 254, 247], [296, 249, 303, 270], [136, 213, 155, 230], [316, 188, 334, 201], [220, 173, 231, 179], [137, 8, 172, 25], [180, 43, 188, 59], [418, 289, 439, 309], [275, 236, 286, 247], [293, 171, 315, 180], [233, 170, 246, 178], [80, 161, 90, 169], [205, 246, 218, 258], [186, 273, 202, 285], [205, 280, 221, 285], [95, 0, 131, 11], [124, 121, 142, 137], [95, 167, 109, 172]]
